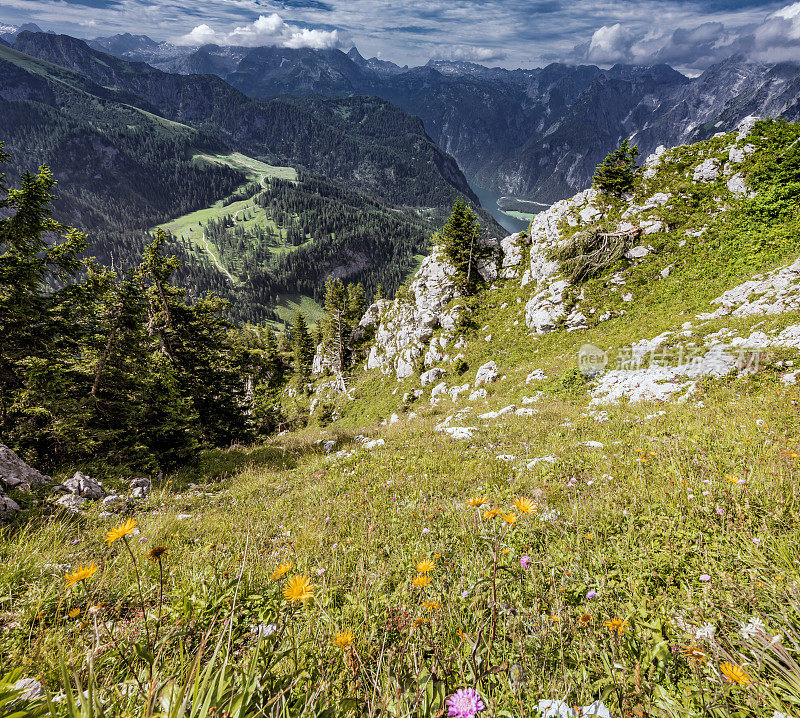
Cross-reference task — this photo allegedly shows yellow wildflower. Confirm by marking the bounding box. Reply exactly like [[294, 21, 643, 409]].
[[412, 574, 432, 588], [283, 575, 314, 603], [483, 509, 502, 519], [64, 563, 98, 588], [417, 559, 435, 573], [333, 630, 353, 649], [270, 562, 292, 581], [105, 519, 137, 545], [467, 496, 488, 507], [604, 617, 628, 635], [720, 662, 751, 686], [512, 497, 537, 514], [502, 512, 518, 525]]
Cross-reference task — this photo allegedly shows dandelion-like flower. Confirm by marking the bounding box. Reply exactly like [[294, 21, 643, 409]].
[[466, 497, 488, 507], [512, 497, 536, 514], [578, 613, 592, 627], [423, 600, 441, 610], [741, 616, 766, 639], [417, 559, 435, 573], [501, 512, 517, 525], [105, 519, 137, 545], [147, 546, 168, 561], [270, 562, 292, 581], [412, 574, 432, 588], [333, 630, 353, 649], [64, 563, 98, 588], [68, 608, 80, 619], [283, 575, 314, 603], [681, 643, 707, 664], [483, 509, 501, 519], [446, 687, 485, 718], [604, 617, 628, 635], [720, 662, 751, 686]]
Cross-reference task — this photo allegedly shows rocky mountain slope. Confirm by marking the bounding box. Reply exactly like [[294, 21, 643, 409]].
[[327, 116, 800, 427]]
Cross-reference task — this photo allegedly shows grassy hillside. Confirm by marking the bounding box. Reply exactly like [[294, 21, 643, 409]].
[[3, 122, 800, 716]]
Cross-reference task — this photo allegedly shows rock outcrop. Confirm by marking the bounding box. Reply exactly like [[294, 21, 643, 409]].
[[0, 444, 50, 518]]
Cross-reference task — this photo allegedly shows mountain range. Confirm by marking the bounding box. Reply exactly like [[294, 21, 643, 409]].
[[85, 33, 800, 203], [0, 30, 495, 325]]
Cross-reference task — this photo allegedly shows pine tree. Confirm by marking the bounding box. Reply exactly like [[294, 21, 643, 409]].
[[321, 279, 364, 385], [593, 139, 640, 196], [292, 311, 314, 379], [440, 198, 490, 295]]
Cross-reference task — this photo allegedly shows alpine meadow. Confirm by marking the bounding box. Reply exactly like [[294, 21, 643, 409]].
[[4, 3, 800, 717]]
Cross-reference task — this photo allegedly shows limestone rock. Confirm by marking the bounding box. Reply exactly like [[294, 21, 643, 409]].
[[475, 361, 499, 386], [63, 472, 104, 500], [0, 443, 51, 490], [693, 158, 719, 183], [130, 477, 151, 499], [525, 280, 568, 334], [420, 367, 445, 386], [468, 388, 487, 401], [737, 115, 760, 140], [625, 245, 651, 260]]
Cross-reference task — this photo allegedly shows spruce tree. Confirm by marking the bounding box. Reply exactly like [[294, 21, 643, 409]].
[[593, 139, 640, 196], [440, 198, 490, 295], [321, 279, 365, 384], [292, 311, 314, 379]]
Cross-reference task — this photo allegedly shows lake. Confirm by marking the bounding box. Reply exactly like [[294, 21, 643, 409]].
[[470, 184, 536, 235]]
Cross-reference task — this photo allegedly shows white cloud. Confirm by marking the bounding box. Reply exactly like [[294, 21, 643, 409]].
[[432, 45, 508, 63], [752, 1, 800, 62], [177, 13, 343, 49], [585, 23, 635, 64], [571, 2, 800, 72]]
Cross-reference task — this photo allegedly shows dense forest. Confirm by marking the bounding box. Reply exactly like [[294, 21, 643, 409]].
[[0, 146, 380, 470]]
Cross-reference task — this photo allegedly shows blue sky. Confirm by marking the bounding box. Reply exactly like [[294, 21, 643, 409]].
[[1, 0, 798, 73]]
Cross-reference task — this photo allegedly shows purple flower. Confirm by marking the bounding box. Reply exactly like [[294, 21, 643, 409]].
[[520, 555, 531, 568], [699, 574, 711, 582], [446, 687, 485, 718], [586, 590, 598, 599]]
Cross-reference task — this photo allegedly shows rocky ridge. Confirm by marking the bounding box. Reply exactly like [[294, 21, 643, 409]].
[[347, 116, 800, 409]]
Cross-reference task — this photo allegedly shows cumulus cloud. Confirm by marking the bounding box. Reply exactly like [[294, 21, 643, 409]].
[[177, 13, 344, 49], [752, 2, 800, 62], [571, 2, 800, 72], [584, 23, 636, 64], [431, 45, 508, 63]]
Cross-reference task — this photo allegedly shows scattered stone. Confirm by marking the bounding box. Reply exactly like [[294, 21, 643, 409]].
[[389, 413, 400, 425], [324, 440, 336, 454], [515, 408, 537, 416], [527, 457, 555, 470], [581, 441, 604, 449], [468, 388, 487, 401], [0, 494, 21, 518], [431, 382, 449, 401], [737, 115, 760, 140], [726, 173, 750, 197], [438, 426, 476, 439], [64, 472, 104, 500], [626, 245, 651, 260], [130, 477, 151, 499], [0, 443, 51, 490], [693, 158, 719, 183], [56, 494, 86, 512], [363, 438, 386, 450], [479, 405, 516, 419], [13, 678, 44, 702], [526, 369, 545, 383], [475, 361, 499, 386]]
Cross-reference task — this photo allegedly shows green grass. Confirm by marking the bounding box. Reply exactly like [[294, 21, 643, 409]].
[[4, 121, 800, 716], [193, 152, 298, 183]]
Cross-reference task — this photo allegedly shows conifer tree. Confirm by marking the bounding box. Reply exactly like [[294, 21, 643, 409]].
[[321, 279, 365, 384], [593, 139, 640, 196], [440, 198, 491, 295], [292, 311, 314, 379]]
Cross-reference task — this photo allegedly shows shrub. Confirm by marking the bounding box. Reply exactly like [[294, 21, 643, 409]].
[[548, 229, 635, 284]]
